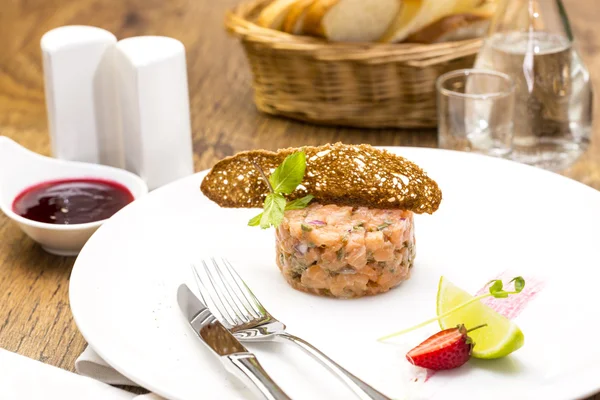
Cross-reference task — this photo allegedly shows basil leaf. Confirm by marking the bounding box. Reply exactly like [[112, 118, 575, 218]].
[[269, 151, 306, 194], [260, 193, 286, 229], [248, 213, 263, 227], [285, 194, 314, 210]]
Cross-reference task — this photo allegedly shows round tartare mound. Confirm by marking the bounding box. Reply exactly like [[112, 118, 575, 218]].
[[275, 203, 416, 298]]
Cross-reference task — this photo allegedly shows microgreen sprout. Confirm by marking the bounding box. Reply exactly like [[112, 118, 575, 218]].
[[377, 277, 525, 342]]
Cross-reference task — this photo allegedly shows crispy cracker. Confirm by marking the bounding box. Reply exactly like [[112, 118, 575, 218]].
[[200, 143, 442, 214]]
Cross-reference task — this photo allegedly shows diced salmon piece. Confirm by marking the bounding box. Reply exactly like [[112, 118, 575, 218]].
[[301, 265, 330, 290], [403, 225, 413, 243], [303, 248, 320, 265], [373, 242, 394, 262], [346, 246, 367, 269], [389, 223, 406, 247], [365, 231, 385, 253], [346, 231, 365, 250], [288, 220, 304, 238], [360, 265, 379, 281], [307, 227, 342, 248], [377, 270, 398, 288], [330, 274, 369, 297], [322, 205, 352, 225], [320, 248, 346, 271]]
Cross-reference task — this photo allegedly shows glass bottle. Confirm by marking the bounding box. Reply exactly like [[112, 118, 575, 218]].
[[474, 0, 592, 171]]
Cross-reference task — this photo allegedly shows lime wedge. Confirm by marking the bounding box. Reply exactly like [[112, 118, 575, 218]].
[[436, 276, 524, 359]]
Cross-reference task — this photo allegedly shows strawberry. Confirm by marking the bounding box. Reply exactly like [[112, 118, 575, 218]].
[[406, 324, 486, 370]]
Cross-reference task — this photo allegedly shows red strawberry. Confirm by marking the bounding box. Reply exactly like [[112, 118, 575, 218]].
[[406, 324, 486, 370]]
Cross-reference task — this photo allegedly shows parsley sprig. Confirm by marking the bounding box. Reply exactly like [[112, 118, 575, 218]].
[[248, 150, 314, 229]]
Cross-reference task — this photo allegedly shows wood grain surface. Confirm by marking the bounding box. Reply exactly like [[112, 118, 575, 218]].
[[0, 0, 598, 398]]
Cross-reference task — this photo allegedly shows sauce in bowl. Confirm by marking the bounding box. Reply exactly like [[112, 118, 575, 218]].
[[12, 178, 134, 225]]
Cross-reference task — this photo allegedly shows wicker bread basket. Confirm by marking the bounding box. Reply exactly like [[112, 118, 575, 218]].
[[225, 0, 483, 128]]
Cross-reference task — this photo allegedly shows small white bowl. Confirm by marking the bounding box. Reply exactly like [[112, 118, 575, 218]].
[[0, 136, 148, 256]]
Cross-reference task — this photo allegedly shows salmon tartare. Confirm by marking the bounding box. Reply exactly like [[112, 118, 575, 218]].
[[276, 203, 415, 298], [200, 143, 441, 299]]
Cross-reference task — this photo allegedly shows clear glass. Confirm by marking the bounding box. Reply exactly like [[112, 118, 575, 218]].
[[437, 69, 515, 157], [474, 0, 592, 171]]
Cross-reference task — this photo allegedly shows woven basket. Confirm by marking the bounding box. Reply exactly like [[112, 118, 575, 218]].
[[225, 0, 483, 128]]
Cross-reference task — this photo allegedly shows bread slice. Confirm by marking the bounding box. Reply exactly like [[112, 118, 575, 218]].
[[200, 143, 442, 214], [405, 1, 496, 43], [380, 0, 489, 43], [283, 0, 316, 34], [256, 0, 300, 30], [454, 0, 496, 14], [305, 0, 401, 42], [404, 13, 491, 43], [302, 0, 337, 37], [380, 0, 457, 43]]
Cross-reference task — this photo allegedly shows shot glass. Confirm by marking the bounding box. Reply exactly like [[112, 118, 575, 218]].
[[437, 69, 516, 157]]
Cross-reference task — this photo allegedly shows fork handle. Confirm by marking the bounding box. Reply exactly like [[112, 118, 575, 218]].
[[223, 353, 292, 400], [276, 333, 391, 400]]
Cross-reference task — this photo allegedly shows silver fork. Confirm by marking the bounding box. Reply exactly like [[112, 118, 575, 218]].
[[192, 258, 391, 400]]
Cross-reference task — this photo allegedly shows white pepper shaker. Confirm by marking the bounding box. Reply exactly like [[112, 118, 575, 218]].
[[41, 26, 123, 167], [114, 36, 194, 190]]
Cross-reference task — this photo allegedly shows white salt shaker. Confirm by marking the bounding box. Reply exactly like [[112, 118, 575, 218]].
[[41, 26, 123, 167], [114, 36, 194, 190]]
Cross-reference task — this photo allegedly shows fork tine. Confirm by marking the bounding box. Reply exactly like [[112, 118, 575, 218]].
[[208, 258, 252, 324], [191, 262, 229, 323], [196, 260, 240, 327], [203, 259, 247, 326], [191, 264, 212, 309], [221, 258, 266, 318], [191, 263, 236, 326], [211, 258, 260, 321]]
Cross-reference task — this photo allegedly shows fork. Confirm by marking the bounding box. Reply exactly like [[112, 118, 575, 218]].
[[192, 258, 391, 400]]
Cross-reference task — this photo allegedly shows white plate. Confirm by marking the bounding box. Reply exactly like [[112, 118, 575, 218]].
[[70, 148, 600, 400]]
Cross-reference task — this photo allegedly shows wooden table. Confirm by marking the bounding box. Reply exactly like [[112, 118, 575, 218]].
[[0, 0, 598, 397]]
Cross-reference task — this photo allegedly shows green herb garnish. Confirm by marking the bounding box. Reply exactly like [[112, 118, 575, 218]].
[[248, 150, 314, 229], [301, 223, 313, 232], [286, 195, 314, 210], [268, 151, 306, 194], [341, 234, 349, 245], [377, 222, 392, 231]]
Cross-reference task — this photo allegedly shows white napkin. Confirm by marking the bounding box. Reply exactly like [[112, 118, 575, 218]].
[[0, 348, 158, 399], [75, 346, 164, 399]]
